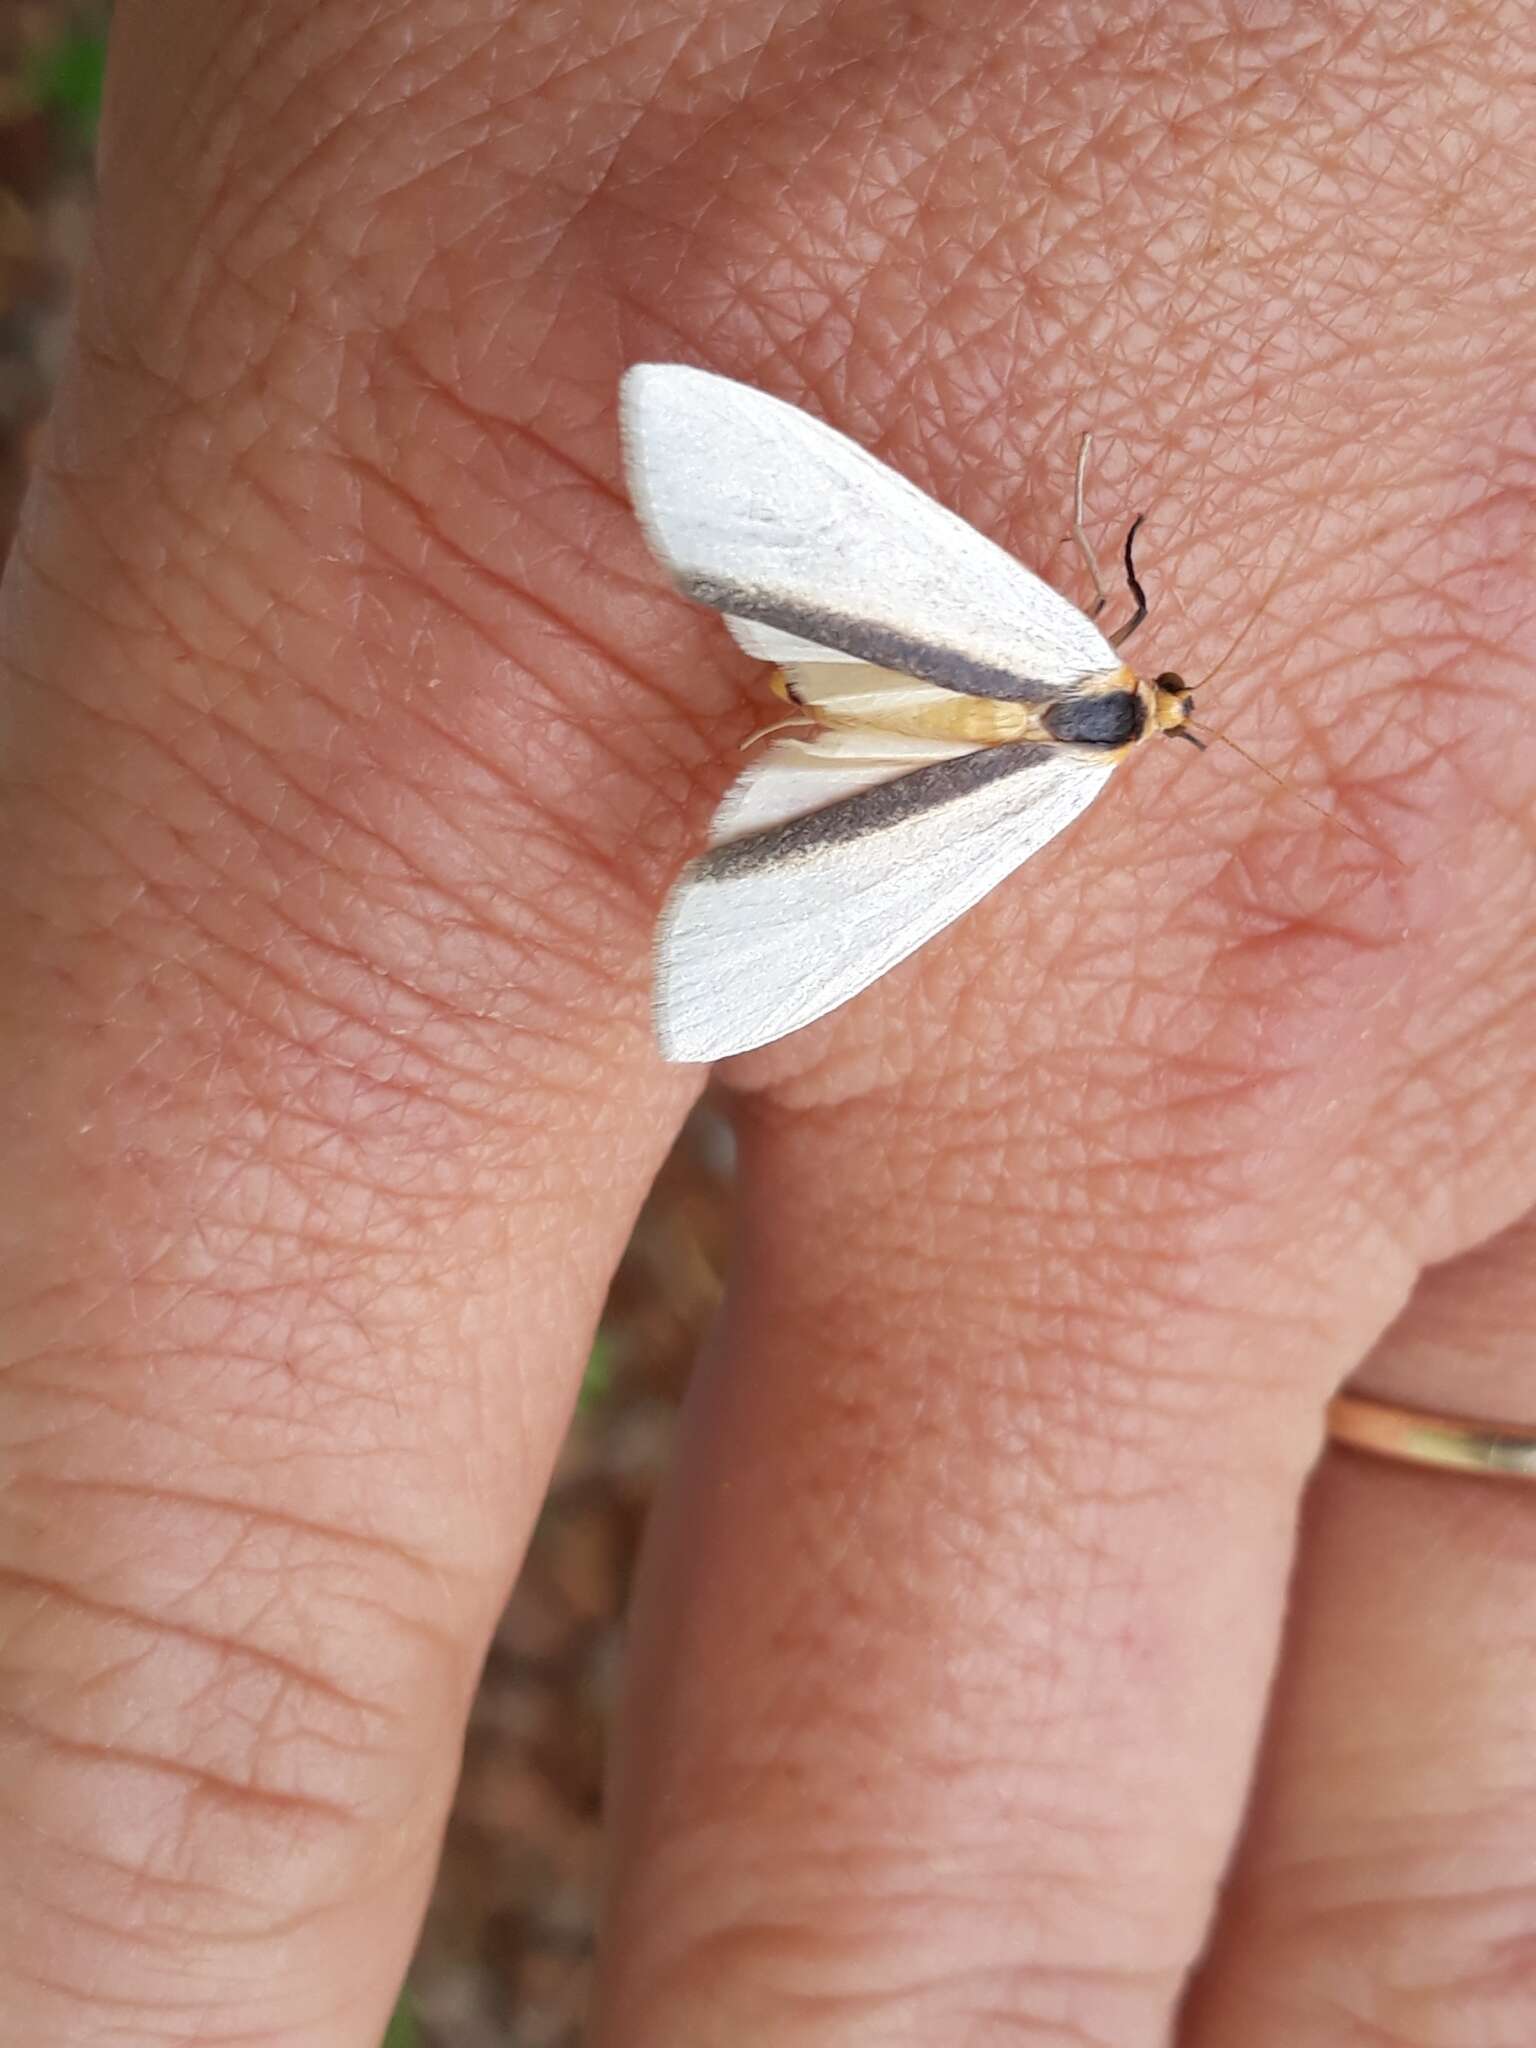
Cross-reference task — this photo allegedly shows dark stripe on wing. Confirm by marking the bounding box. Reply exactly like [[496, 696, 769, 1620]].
[[684, 576, 1092, 705], [694, 743, 1058, 882]]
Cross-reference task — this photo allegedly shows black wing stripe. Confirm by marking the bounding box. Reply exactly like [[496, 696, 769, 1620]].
[[695, 744, 1057, 881], [685, 577, 1068, 704]]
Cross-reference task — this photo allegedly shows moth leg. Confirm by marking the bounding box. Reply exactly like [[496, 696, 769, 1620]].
[[1071, 432, 1110, 619], [738, 712, 817, 752], [1108, 512, 1149, 647]]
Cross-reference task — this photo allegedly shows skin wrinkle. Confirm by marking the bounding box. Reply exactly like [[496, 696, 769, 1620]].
[[749, 1027, 1314, 1217], [53, 340, 646, 799], [0, 1704, 362, 1837], [6, 1880, 251, 1962], [1197, 1879, 1536, 2047], [631, 1878, 1182, 2047], [4, 1043, 487, 1317], [32, 1283, 516, 1476], [0, 1559, 405, 1732], [47, 327, 733, 930], [2, 1574, 468, 1793], [26, 1819, 374, 1932], [5, 593, 665, 1096], [5, 679, 563, 1025], [338, 492, 698, 848]]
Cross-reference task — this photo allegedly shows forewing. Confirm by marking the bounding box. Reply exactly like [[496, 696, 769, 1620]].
[[723, 617, 861, 664], [622, 363, 1117, 703], [656, 743, 1117, 1061]]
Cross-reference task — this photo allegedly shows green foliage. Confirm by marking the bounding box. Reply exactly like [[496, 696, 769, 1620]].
[[382, 1989, 421, 2048], [24, 22, 108, 145], [578, 1330, 616, 1412]]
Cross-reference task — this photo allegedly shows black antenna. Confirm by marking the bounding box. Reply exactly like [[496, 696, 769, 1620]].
[[1109, 515, 1148, 647]]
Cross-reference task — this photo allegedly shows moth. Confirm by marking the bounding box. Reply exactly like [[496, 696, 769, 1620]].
[[621, 364, 1200, 1064]]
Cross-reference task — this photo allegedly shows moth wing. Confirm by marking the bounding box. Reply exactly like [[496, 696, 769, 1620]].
[[622, 362, 1118, 703], [656, 743, 1117, 1062], [723, 617, 862, 664], [710, 727, 979, 845]]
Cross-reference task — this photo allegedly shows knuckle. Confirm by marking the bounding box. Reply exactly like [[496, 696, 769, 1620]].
[[610, 1862, 1183, 2048], [1204, 1837, 1536, 2047], [0, 1460, 465, 1918]]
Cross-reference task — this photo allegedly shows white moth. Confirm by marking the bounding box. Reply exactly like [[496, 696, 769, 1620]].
[[621, 364, 1198, 1063]]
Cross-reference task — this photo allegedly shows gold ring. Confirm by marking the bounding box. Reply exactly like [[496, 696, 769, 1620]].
[[1328, 1392, 1536, 1480]]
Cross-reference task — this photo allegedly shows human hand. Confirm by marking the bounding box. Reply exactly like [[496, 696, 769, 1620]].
[[3, 3, 1534, 2042]]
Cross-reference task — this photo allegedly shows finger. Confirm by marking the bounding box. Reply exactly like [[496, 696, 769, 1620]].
[[0, 4, 720, 2042], [586, 2, 1536, 2040], [600, 1005, 1532, 2047], [1184, 1211, 1536, 2047]]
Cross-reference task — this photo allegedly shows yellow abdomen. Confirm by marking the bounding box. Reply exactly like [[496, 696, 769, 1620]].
[[773, 663, 1042, 743]]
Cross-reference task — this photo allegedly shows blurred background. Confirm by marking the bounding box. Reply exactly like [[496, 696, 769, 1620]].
[[0, 7, 725, 2040]]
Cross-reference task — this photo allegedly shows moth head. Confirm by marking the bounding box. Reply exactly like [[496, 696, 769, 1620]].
[[1144, 672, 1208, 750]]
